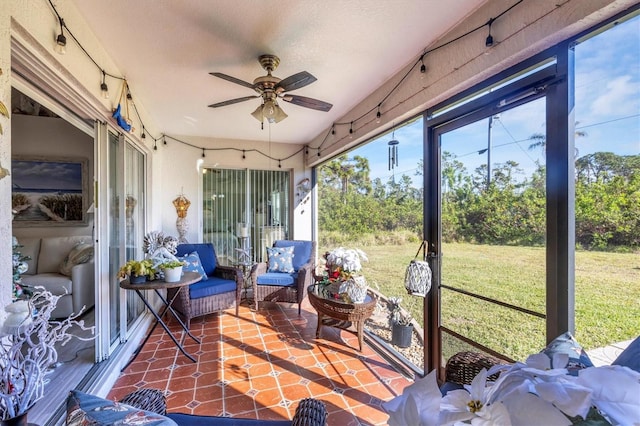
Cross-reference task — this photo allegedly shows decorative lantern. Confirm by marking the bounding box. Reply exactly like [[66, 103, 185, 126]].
[[404, 241, 432, 297]]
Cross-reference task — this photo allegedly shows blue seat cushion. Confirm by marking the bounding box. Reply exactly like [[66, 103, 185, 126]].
[[274, 240, 312, 272], [256, 272, 297, 286], [167, 413, 290, 425], [189, 276, 236, 299], [612, 335, 640, 373], [177, 243, 217, 276]]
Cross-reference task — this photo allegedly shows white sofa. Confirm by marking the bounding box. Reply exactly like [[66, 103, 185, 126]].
[[18, 236, 94, 319]]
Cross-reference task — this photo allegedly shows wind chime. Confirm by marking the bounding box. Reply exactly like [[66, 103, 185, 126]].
[[388, 126, 399, 181]]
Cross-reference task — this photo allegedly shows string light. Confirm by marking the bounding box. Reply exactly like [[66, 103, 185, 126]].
[[278, 160, 282, 168], [163, 135, 167, 145], [486, 18, 495, 47], [141, 126, 146, 139], [46, 0, 522, 159], [305, 146, 309, 155], [100, 71, 109, 99], [242, 150, 246, 159], [153, 140, 157, 151], [55, 17, 66, 55]]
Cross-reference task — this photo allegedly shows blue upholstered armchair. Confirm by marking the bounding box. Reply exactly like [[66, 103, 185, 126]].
[[167, 243, 242, 328], [251, 240, 316, 315]]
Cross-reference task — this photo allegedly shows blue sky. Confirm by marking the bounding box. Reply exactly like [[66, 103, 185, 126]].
[[349, 14, 640, 186]]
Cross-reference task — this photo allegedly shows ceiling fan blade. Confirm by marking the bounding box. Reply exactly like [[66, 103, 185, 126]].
[[208, 96, 259, 108], [276, 71, 317, 93], [281, 95, 332, 112], [210, 72, 255, 90]]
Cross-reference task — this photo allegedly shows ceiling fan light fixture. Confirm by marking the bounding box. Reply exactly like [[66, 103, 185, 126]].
[[251, 104, 264, 123]]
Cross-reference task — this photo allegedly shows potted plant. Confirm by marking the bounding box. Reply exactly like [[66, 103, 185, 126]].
[[159, 259, 186, 283], [118, 259, 156, 283], [0, 289, 94, 423], [387, 296, 414, 348]]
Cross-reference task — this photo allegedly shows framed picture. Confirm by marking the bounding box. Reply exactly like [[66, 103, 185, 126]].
[[11, 156, 89, 227]]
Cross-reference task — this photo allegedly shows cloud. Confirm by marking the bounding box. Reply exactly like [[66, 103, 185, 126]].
[[590, 75, 640, 117]]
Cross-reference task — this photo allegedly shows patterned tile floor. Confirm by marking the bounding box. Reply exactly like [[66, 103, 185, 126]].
[[108, 299, 413, 425]]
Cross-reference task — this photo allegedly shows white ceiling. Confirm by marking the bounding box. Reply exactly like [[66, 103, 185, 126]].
[[71, 0, 487, 145]]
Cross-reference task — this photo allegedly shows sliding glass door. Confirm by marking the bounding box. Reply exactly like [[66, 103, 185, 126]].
[[202, 168, 290, 264], [105, 129, 147, 352]]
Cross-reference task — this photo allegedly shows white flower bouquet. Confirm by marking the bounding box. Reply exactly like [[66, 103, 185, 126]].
[[383, 352, 640, 425], [325, 247, 368, 280]]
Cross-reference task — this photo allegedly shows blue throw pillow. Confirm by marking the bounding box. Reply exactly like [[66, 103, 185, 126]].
[[267, 246, 295, 273], [178, 251, 208, 280], [66, 390, 177, 425], [542, 332, 594, 375], [612, 335, 640, 373]]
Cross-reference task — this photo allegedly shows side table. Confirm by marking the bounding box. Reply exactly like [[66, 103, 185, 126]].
[[233, 261, 254, 301], [120, 271, 202, 368], [307, 284, 376, 352]]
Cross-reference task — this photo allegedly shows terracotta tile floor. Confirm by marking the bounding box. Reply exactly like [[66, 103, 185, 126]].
[[108, 298, 413, 425]]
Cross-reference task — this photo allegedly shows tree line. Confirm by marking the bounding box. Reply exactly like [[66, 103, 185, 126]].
[[318, 152, 639, 250]]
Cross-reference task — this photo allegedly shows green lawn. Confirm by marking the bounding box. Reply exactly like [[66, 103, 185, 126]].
[[325, 242, 640, 362]]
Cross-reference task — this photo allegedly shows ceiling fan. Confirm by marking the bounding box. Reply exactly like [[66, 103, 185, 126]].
[[208, 54, 332, 124]]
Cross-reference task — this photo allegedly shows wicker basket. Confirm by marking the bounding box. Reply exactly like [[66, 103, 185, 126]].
[[445, 351, 506, 385]]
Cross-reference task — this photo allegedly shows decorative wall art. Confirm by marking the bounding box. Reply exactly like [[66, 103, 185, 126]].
[[11, 157, 88, 227]]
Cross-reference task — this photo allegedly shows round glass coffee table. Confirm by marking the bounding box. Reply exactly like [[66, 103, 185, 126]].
[[307, 284, 376, 352]]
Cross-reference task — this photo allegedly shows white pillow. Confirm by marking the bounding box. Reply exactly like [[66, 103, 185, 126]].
[[59, 243, 94, 276]]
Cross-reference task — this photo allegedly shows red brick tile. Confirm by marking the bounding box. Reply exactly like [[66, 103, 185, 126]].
[[224, 394, 256, 416], [256, 406, 290, 421]]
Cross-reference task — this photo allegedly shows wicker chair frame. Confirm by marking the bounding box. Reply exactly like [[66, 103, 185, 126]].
[[251, 240, 317, 315], [167, 259, 242, 329]]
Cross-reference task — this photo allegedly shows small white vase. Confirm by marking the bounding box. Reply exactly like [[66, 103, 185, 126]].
[[339, 276, 368, 303], [164, 266, 183, 283]]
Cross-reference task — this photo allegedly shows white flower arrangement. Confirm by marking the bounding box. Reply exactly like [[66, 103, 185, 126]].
[[326, 247, 368, 279], [384, 352, 640, 425], [0, 289, 94, 420]]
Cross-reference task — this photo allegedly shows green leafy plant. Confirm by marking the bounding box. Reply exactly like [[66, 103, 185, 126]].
[[118, 259, 156, 280], [159, 260, 186, 269]]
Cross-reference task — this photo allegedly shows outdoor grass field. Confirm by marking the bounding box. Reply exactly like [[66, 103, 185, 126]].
[[323, 241, 640, 362]]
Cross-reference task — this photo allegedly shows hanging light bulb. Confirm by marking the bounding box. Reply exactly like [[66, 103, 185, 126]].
[[376, 107, 382, 123], [486, 18, 495, 47], [100, 71, 109, 99], [141, 126, 146, 139], [55, 18, 67, 55], [153, 141, 157, 151], [349, 122, 354, 139], [420, 55, 427, 78], [202, 148, 206, 158], [242, 150, 246, 159], [331, 125, 335, 135]]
